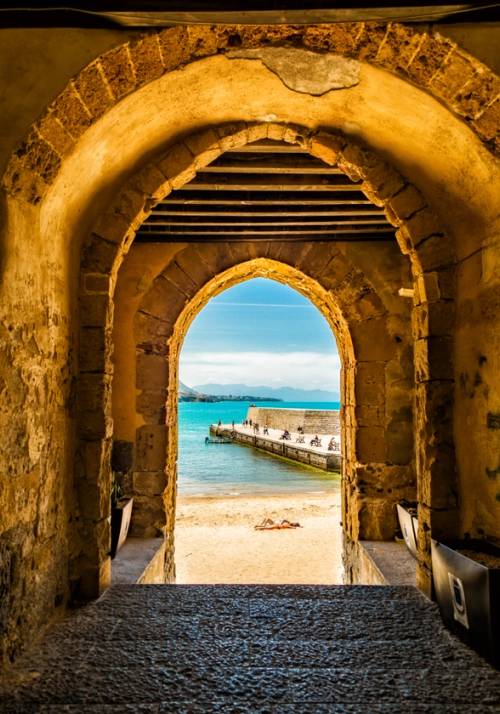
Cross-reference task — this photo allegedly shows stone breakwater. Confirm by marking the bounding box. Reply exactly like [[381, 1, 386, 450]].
[[247, 406, 340, 435], [210, 423, 341, 472]]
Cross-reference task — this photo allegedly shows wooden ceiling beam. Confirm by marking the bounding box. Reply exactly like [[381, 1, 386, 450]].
[[134, 233, 395, 244], [149, 209, 386, 217], [138, 226, 392, 236], [200, 163, 345, 175], [157, 197, 373, 205], [142, 219, 390, 227], [181, 177, 358, 191]]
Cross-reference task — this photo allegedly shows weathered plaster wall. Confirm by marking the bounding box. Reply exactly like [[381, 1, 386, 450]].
[[0, 197, 76, 664]]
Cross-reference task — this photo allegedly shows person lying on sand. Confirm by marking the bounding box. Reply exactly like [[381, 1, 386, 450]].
[[254, 518, 302, 530]]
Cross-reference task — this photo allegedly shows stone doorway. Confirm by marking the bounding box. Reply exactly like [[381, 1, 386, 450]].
[[173, 276, 343, 585]]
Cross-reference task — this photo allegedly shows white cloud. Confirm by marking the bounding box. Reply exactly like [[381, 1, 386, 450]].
[[180, 351, 340, 392]]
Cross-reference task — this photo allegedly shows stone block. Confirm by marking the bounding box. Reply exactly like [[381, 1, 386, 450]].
[[185, 129, 222, 169], [375, 23, 424, 73], [140, 276, 187, 323], [81, 235, 120, 274], [112, 188, 147, 224], [80, 293, 113, 329], [134, 311, 171, 344], [414, 336, 453, 381], [93, 211, 131, 245], [158, 27, 190, 70], [162, 262, 197, 297], [137, 389, 167, 424], [419, 503, 460, 540], [12, 130, 61, 184], [81, 438, 112, 485], [454, 69, 500, 120], [355, 463, 415, 491], [246, 123, 269, 144], [357, 496, 398, 540], [79, 415, 111, 455], [417, 445, 457, 510], [390, 185, 427, 220], [186, 25, 219, 57], [77, 477, 109, 521], [365, 163, 405, 202], [132, 164, 169, 200], [133, 470, 167, 497], [157, 143, 196, 189], [129, 34, 164, 86], [413, 300, 455, 338], [111, 440, 134, 474], [405, 208, 442, 247], [79, 327, 108, 373], [52, 85, 92, 139], [78, 373, 112, 415], [129, 494, 166, 537], [74, 62, 113, 119], [83, 273, 110, 295], [37, 112, 75, 155], [2, 156, 47, 204], [418, 233, 455, 272], [356, 426, 386, 463], [351, 319, 394, 361], [309, 131, 344, 166], [175, 249, 215, 287], [136, 353, 168, 391], [355, 405, 384, 427], [385, 418, 413, 465], [136, 424, 167, 471], [99, 46, 136, 100], [474, 98, 500, 141], [216, 122, 249, 150], [302, 23, 360, 55], [355, 361, 386, 406], [415, 380, 454, 433], [267, 123, 286, 141], [406, 33, 454, 85], [192, 242, 235, 275], [356, 22, 388, 62], [282, 124, 303, 146], [429, 49, 477, 101]]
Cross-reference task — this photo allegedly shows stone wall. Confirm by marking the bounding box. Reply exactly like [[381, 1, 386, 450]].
[[247, 407, 341, 435]]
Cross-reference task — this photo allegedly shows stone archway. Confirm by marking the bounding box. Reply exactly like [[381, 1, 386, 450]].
[[129, 250, 415, 583], [71, 120, 459, 598], [0, 19, 498, 670], [3, 22, 499, 206]]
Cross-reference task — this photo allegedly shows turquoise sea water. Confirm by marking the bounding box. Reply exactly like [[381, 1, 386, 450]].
[[178, 401, 341, 497]]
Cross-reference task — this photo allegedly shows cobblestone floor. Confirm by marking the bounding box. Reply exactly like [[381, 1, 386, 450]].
[[1, 585, 499, 712]]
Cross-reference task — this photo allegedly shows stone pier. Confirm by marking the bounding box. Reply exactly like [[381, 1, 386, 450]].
[[210, 424, 341, 472]]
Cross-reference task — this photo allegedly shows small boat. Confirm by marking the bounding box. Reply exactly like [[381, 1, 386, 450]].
[[205, 436, 234, 445]]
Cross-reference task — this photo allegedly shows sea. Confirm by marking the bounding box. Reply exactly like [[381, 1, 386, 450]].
[[178, 400, 341, 497]]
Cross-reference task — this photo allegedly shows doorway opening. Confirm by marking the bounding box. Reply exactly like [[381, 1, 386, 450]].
[[175, 277, 343, 584]]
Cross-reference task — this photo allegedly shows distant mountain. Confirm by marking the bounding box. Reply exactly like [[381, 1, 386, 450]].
[[179, 381, 201, 397], [193, 383, 340, 402], [179, 381, 281, 402]]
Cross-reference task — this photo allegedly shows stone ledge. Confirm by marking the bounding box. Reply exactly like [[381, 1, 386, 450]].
[[111, 537, 166, 585], [344, 537, 417, 587]]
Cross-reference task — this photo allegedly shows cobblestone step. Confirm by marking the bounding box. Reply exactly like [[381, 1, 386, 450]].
[[1, 584, 499, 712]]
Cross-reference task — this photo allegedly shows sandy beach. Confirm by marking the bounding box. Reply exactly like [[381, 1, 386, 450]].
[[175, 491, 343, 584]]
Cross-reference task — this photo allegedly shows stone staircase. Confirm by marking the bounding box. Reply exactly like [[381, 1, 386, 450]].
[[1, 585, 500, 712]]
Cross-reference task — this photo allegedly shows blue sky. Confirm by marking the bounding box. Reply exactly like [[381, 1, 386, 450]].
[[180, 278, 340, 392]]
